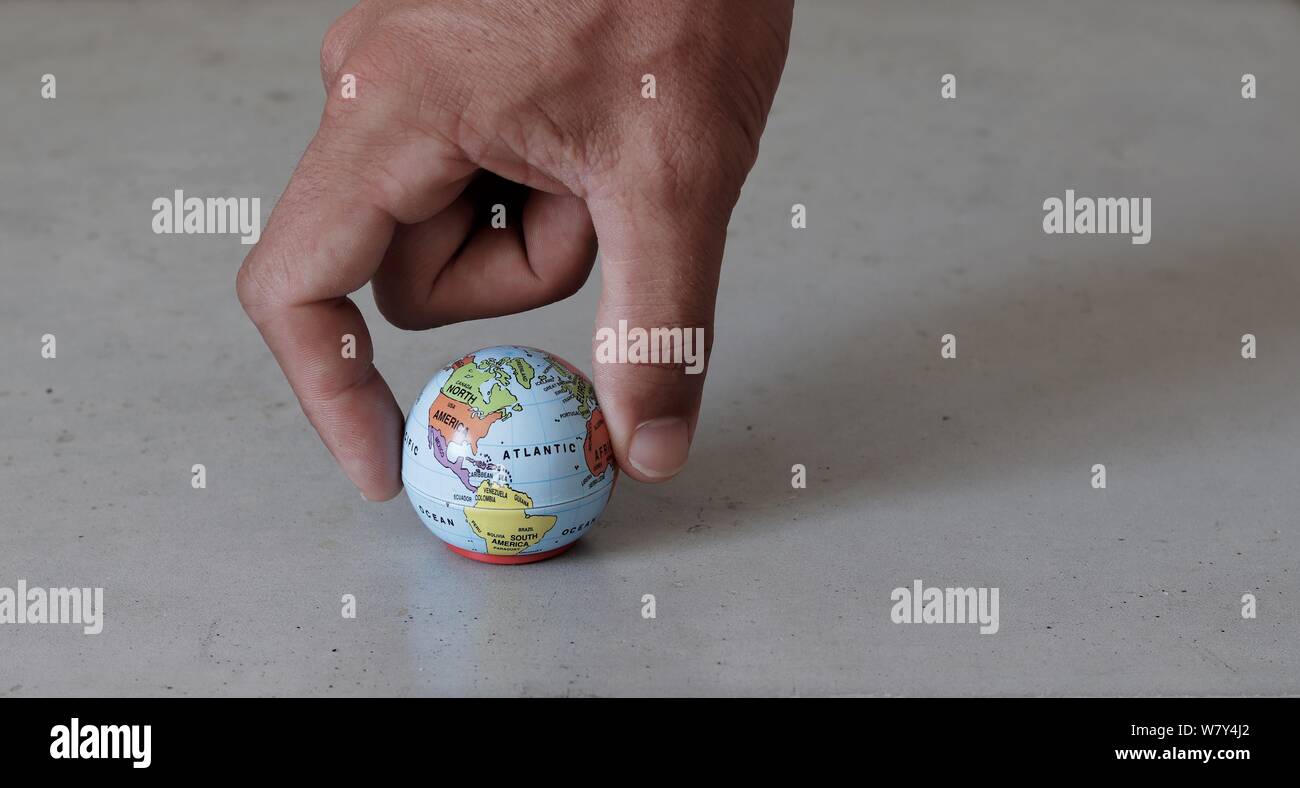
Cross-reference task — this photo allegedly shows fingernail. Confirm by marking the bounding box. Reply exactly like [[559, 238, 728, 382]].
[[627, 417, 690, 479]]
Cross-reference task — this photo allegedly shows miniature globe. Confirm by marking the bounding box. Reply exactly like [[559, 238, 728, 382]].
[[401, 345, 617, 564]]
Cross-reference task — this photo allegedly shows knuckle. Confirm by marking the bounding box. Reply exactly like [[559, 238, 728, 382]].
[[319, 1, 382, 87], [593, 349, 711, 386], [546, 261, 592, 303], [235, 256, 272, 315], [619, 118, 748, 217], [236, 241, 297, 316], [375, 302, 421, 332], [372, 280, 434, 332], [319, 17, 353, 87], [319, 30, 415, 125]]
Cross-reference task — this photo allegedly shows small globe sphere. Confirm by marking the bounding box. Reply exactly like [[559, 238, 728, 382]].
[[401, 345, 617, 564]]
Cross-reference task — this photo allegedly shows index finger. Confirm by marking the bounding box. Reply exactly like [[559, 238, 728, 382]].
[[236, 122, 470, 500]]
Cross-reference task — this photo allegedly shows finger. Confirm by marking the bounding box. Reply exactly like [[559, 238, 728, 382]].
[[372, 186, 597, 330], [319, 3, 388, 89], [586, 176, 732, 483], [237, 113, 472, 500]]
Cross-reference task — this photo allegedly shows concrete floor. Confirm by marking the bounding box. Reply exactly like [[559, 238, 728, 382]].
[[1, 0, 1298, 696]]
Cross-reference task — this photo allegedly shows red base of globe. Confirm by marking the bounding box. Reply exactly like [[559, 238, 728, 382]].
[[444, 542, 576, 565]]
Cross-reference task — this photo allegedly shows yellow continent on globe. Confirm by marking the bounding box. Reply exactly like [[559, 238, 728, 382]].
[[463, 480, 558, 555]]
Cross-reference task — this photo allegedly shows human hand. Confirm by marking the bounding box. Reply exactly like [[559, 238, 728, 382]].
[[236, 0, 793, 499]]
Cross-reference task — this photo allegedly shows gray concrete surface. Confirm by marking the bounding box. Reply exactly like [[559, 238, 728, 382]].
[[2, 0, 1298, 696]]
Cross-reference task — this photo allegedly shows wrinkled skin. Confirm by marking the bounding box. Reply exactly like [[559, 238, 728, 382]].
[[237, 0, 794, 499]]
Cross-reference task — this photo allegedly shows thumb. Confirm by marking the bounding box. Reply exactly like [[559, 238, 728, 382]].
[[586, 175, 733, 483]]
